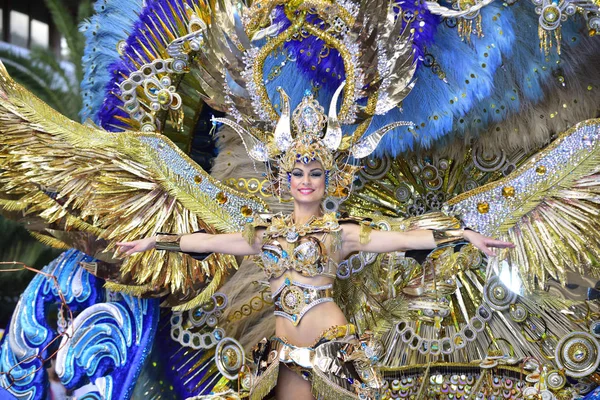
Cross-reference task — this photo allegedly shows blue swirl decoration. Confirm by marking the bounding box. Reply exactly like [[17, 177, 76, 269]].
[[0, 249, 159, 399], [0, 250, 101, 399], [54, 293, 159, 399], [585, 387, 600, 399]]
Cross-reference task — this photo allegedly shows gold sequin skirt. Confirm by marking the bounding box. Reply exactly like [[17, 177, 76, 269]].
[[249, 324, 384, 400]]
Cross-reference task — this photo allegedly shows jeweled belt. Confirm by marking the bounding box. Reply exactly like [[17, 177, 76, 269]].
[[272, 278, 333, 326]]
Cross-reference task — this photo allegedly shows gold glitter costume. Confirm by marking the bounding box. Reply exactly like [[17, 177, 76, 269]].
[[1, 0, 600, 399], [250, 324, 385, 400]]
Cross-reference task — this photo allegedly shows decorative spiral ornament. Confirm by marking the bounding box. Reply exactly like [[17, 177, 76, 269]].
[[483, 276, 516, 311], [353, 174, 366, 191], [463, 179, 478, 191], [239, 366, 253, 391], [554, 331, 600, 378], [473, 147, 506, 172], [322, 196, 340, 213], [215, 337, 246, 380], [395, 182, 413, 203], [171, 59, 187, 72], [546, 369, 566, 390], [420, 164, 439, 181], [361, 155, 390, 180], [509, 303, 528, 323], [540, 4, 562, 30]]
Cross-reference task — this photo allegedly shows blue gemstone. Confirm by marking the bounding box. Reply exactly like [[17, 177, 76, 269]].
[[246, 217, 254, 222], [304, 89, 312, 97], [285, 277, 291, 286], [214, 331, 222, 340], [282, 250, 288, 258], [292, 314, 297, 321]]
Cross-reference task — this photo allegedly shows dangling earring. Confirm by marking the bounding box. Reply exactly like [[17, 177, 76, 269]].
[[287, 172, 291, 191], [325, 170, 330, 192]]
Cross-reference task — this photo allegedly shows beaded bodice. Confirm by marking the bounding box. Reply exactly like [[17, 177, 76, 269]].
[[253, 213, 341, 280]]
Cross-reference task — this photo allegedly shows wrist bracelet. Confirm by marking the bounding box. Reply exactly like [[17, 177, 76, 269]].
[[432, 229, 464, 246], [155, 233, 183, 251]]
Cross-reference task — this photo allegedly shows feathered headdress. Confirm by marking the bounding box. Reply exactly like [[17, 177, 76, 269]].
[[204, 0, 417, 203]]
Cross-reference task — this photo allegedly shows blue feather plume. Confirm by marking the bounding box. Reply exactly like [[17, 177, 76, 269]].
[[79, 0, 146, 124]]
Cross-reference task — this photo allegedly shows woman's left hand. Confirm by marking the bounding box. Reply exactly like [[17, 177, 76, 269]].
[[463, 230, 514, 257]]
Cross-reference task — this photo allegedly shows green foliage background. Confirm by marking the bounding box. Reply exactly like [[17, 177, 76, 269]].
[[0, 0, 92, 327]]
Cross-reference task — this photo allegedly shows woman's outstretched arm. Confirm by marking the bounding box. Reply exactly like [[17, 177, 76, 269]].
[[341, 223, 513, 258], [116, 230, 264, 257]]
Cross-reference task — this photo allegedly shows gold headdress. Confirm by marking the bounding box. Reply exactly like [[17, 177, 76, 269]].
[[205, 0, 417, 202]]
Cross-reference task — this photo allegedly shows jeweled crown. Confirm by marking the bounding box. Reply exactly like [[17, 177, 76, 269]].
[[205, 0, 417, 202]]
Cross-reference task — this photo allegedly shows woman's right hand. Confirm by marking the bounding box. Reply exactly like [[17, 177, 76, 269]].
[[116, 236, 156, 256]]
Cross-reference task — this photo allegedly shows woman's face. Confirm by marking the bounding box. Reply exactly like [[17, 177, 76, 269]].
[[289, 161, 326, 205]]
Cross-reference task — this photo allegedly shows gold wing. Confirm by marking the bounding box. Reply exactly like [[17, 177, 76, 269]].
[[334, 212, 460, 333], [0, 63, 268, 311], [447, 118, 600, 292]]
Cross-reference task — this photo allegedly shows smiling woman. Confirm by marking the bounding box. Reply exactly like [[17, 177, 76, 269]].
[[288, 162, 327, 207], [117, 87, 513, 399]]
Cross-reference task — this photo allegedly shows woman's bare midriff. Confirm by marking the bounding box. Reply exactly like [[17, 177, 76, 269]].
[[270, 270, 347, 347]]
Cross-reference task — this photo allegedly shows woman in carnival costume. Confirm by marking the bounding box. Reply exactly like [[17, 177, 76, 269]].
[[118, 86, 513, 399], [1, 0, 600, 399]]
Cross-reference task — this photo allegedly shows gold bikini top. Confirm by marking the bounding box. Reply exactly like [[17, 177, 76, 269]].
[[244, 213, 342, 280]]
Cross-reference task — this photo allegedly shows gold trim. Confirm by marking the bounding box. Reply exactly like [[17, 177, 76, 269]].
[[250, 360, 279, 400], [155, 233, 183, 251], [432, 229, 464, 246]]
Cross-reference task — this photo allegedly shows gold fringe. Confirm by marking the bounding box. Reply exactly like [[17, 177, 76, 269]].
[[104, 281, 155, 296], [311, 367, 358, 400], [172, 265, 227, 311], [250, 361, 279, 400], [28, 232, 70, 250]]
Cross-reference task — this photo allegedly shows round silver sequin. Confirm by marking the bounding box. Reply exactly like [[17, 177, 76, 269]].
[[555, 331, 600, 378]]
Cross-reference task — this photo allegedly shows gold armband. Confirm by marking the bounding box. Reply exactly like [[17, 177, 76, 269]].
[[242, 221, 256, 246], [155, 233, 183, 251], [359, 222, 373, 245], [432, 229, 464, 246]]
